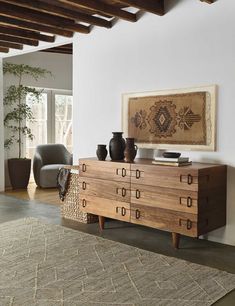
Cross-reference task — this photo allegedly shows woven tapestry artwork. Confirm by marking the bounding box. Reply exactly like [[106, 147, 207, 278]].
[[122, 85, 217, 151], [129, 92, 206, 145]]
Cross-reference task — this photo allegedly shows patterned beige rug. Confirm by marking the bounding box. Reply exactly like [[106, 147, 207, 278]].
[[0, 218, 234, 306]]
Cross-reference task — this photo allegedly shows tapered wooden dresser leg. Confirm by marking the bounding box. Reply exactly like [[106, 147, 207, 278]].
[[172, 232, 180, 249], [98, 216, 105, 231]]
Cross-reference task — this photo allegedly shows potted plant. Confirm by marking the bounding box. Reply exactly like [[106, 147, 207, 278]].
[[3, 62, 51, 189]]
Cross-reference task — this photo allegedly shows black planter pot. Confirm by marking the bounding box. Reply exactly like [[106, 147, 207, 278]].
[[8, 158, 31, 189]]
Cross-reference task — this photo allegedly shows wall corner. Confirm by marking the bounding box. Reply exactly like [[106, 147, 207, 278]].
[[0, 58, 5, 191]]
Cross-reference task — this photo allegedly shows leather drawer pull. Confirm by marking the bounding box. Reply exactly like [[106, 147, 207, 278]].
[[187, 219, 192, 230], [116, 188, 127, 197], [188, 174, 193, 185], [82, 182, 86, 190], [122, 168, 126, 177], [136, 189, 141, 199], [116, 168, 127, 177], [82, 163, 86, 172], [121, 207, 126, 216], [116, 206, 127, 216], [180, 197, 193, 207], [136, 169, 141, 179], [187, 197, 192, 207], [122, 188, 126, 197], [179, 219, 192, 230], [82, 199, 87, 208], [135, 209, 141, 219]]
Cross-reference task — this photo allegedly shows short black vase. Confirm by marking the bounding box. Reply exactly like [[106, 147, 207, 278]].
[[109, 132, 126, 161], [96, 144, 108, 161]]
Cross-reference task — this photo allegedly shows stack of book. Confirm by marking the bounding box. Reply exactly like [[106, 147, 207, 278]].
[[152, 156, 192, 167]]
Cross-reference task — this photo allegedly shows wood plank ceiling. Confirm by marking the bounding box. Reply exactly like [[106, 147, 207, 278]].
[[0, 0, 214, 54]]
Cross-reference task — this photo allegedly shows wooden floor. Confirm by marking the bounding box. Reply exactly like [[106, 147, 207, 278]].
[[4, 183, 60, 206]]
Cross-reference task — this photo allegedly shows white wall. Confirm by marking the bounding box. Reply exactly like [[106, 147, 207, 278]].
[[73, 0, 235, 246], [4, 51, 72, 90]]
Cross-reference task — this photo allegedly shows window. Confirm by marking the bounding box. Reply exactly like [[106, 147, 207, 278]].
[[26, 92, 48, 161], [55, 93, 73, 152], [26, 89, 73, 160]]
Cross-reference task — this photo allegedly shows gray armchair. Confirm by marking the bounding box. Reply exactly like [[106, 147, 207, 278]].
[[33, 144, 72, 188]]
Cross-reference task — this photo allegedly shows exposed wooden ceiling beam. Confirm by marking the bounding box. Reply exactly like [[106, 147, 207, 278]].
[[0, 33, 38, 46], [3, 0, 112, 29], [118, 0, 164, 16], [40, 43, 72, 55], [0, 40, 23, 49], [200, 0, 214, 3], [58, 44, 72, 49], [57, 0, 113, 19], [60, 0, 137, 22], [0, 15, 73, 37], [0, 1, 215, 53], [40, 0, 112, 28], [0, 1, 90, 34], [43, 49, 71, 54], [0, 25, 55, 42], [0, 46, 9, 53], [41, 46, 72, 55]]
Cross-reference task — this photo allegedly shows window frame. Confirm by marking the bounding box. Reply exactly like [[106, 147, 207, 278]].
[[25, 88, 73, 157]]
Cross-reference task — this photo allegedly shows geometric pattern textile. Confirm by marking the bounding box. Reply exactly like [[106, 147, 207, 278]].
[[128, 92, 206, 145], [0, 218, 234, 306]]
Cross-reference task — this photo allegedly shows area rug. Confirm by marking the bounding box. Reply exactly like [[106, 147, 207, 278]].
[[0, 218, 234, 306]]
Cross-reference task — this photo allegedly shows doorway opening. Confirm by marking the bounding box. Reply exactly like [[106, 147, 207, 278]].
[[3, 42, 73, 190], [26, 89, 73, 161]]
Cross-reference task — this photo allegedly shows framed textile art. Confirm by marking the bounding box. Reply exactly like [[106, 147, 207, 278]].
[[122, 85, 216, 151]]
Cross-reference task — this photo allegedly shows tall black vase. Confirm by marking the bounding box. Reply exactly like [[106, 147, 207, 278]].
[[109, 132, 126, 161]]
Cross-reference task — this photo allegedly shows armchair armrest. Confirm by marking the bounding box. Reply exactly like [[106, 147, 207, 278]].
[[33, 152, 43, 187], [64, 150, 73, 165]]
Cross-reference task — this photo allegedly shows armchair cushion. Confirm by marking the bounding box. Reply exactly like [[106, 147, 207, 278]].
[[40, 164, 66, 188]]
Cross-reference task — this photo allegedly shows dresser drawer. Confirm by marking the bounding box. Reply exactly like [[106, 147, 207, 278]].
[[80, 195, 130, 222], [79, 159, 130, 183], [131, 184, 198, 214], [79, 177, 131, 203], [130, 204, 198, 237], [131, 163, 199, 191]]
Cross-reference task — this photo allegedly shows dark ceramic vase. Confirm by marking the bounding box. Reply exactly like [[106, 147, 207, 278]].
[[109, 132, 126, 161], [124, 138, 138, 163], [96, 144, 108, 161], [8, 158, 31, 189]]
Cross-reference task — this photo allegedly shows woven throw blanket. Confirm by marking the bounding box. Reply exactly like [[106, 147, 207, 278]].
[[57, 168, 70, 201]]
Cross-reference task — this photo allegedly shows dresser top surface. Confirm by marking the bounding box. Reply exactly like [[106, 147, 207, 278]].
[[79, 158, 226, 170]]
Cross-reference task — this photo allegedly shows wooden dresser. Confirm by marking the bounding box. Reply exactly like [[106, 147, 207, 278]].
[[79, 158, 227, 248]]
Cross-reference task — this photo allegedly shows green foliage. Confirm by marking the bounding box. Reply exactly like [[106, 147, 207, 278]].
[[4, 62, 51, 158], [4, 85, 43, 106], [3, 62, 52, 81]]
